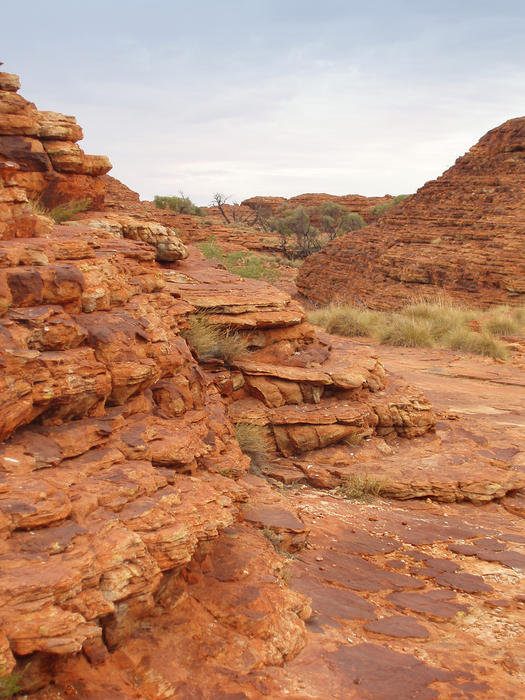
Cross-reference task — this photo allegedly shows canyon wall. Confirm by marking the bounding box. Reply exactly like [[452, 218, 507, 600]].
[[242, 192, 394, 224], [297, 117, 525, 309], [0, 71, 437, 693]]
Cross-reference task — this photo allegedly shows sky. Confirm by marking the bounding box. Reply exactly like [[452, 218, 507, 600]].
[[2, 0, 525, 204]]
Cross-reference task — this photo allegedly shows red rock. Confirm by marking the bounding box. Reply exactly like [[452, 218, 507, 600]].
[[298, 117, 525, 308], [433, 571, 493, 593], [387, 590, 469, 619], [0, 72, 111, 236], [364, 615, 430, 638], [292, 573, 376, 625], [1, 68, 523, 700]]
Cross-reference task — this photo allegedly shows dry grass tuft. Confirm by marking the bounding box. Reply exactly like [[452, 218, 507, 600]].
[[484, 313, 522, 336], [308, 304, 380, 337], [308, 300, 524, 360], [444, 327, 508, 359], [183, 314, 248, 365], [30, 197, 91, 223], [377, 316, 435, 348], [338, 472, 388, 501], [235, 423, 268, 470]]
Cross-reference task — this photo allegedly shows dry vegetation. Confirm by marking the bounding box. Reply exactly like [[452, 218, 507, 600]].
[[235, 423, 268, 470], [30, 197, 91, 223], [182, 314, 248, 365], [338, 473, 388, 501], [308, 300, 525, 359]]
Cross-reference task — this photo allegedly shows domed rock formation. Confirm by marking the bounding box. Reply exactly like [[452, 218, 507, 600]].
[[242, 192, 394, 224], [297, 117, 525, 309]]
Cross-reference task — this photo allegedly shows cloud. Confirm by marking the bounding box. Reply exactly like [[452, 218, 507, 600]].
[[2, 1, 524, 203]]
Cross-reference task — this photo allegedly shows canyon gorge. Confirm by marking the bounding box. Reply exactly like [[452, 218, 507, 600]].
[[0, 70, 524, 699]]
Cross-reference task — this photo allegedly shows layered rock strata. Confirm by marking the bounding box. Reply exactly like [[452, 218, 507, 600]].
[[0, 71, 111, 239], [0, 217, 260, 673], [297, 117, 525, 308], [162, 252, 435, 461], [2, 70, 524, 699], [242, 192, 394, 224]]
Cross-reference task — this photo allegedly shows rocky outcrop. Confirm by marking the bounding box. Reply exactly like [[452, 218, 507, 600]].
[[0, 71, 111, 239], [2, 69, 525, 700], [242, 192, 394, 223], [0, 212, 435, 685], [297, 117, 525, 308], [0, 216, 256, 673], [0, 71, 437, 688], [165, 252, 435, 461]]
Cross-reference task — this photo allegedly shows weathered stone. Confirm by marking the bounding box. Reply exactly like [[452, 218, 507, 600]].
[[298, 117, 525, 308]]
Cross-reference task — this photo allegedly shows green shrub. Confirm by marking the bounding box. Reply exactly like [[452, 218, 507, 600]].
[[319, 202, 365, 239], [269, 206, 322, 259], [197, 238, 280, 283], [371, 194, 409, 217], [154, 194, 203, 216]]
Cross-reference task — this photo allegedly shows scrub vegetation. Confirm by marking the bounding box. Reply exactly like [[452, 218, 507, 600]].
[[198, 237, 280, 282], [308, 300, 525, 360], [182, 313, 248, 365]]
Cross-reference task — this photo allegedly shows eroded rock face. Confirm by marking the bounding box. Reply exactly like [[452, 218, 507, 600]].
[[6, 68, 521, 700], [0, 71, 112, 239], [0, 217, 260, 673], [242, 192, 394, 224], [0, 209, 436, 688], [297, 117, 525, 308]]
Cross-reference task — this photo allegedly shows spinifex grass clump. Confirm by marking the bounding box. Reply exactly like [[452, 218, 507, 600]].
[[235, 423, 268, 469], [338, 472, 388, 501], [182, 314, 248, 365], [307, 299, 524, 360], [30, 197, 91, 223], [307, 304, 381, 337]]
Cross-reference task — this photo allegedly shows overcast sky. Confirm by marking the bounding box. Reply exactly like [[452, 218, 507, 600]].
[[2, 1, 524, 204]]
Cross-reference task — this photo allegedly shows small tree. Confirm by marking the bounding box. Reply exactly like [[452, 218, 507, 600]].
[[270, 206, 322, 259], [211, 193, 231, 223], [319, 202, 365, 240]]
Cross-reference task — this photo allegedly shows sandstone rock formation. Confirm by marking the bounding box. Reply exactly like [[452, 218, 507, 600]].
[[0, 70, 437, 691], [1, 71, 524, 699], [297, 117, 525, 308], [242, 192, 394, 224], [0, 70, 111, 239]]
